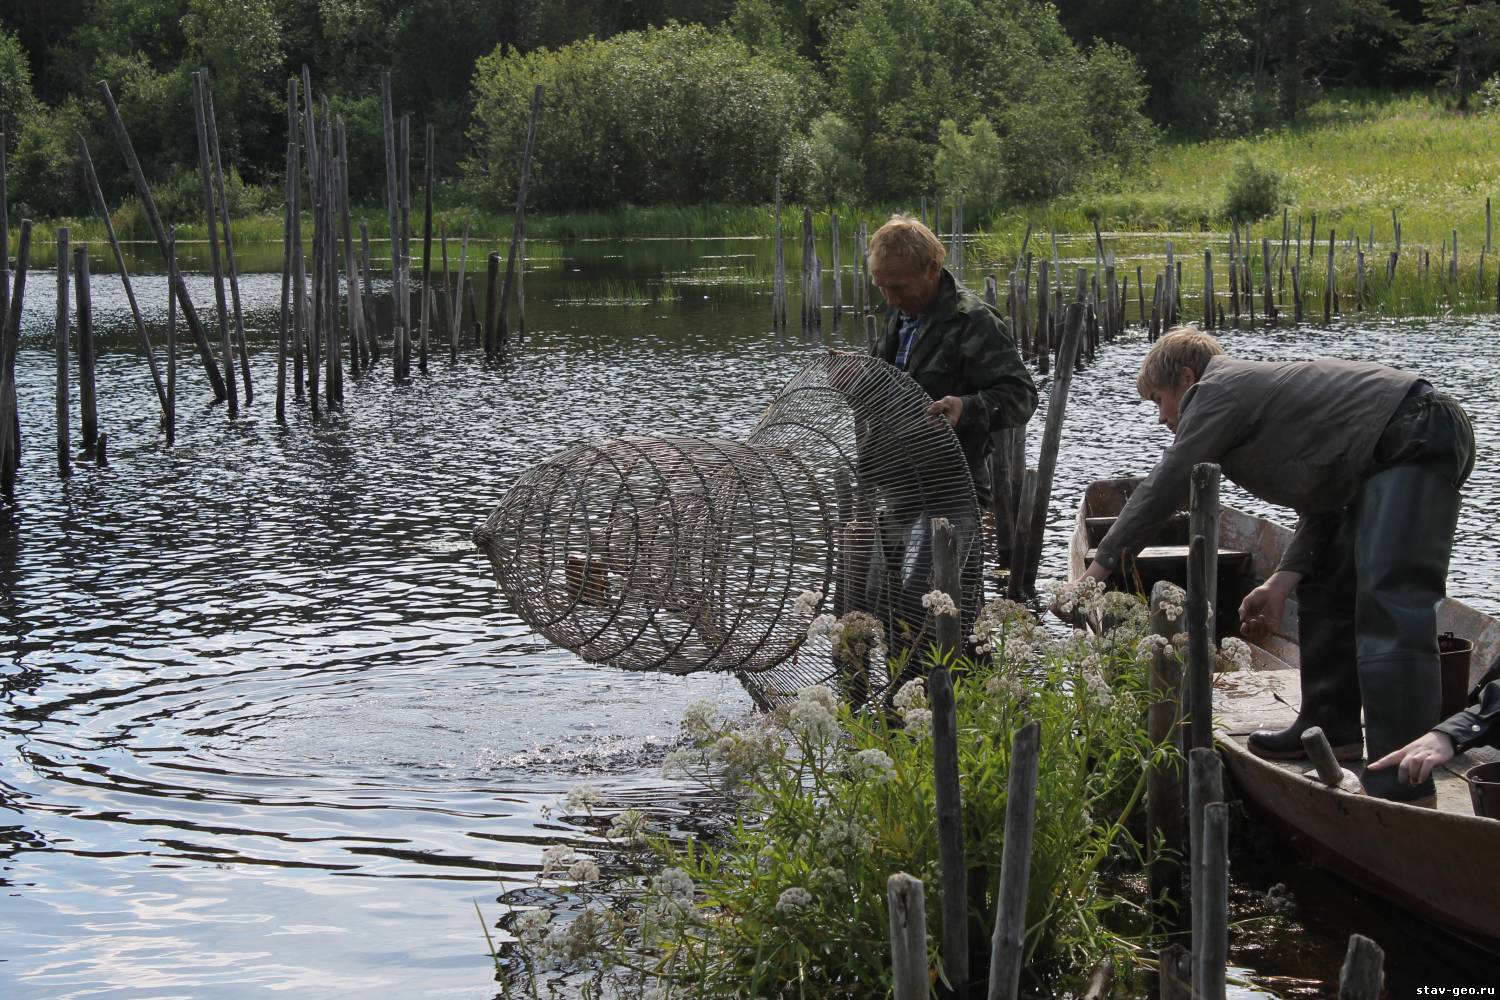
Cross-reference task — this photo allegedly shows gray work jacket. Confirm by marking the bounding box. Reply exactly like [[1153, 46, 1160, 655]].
[[1093, 356, 1418, 575], [1434, 678, 1500, 753]]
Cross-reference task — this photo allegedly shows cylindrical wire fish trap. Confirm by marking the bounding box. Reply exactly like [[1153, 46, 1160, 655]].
[[475, 352, 980, 708]]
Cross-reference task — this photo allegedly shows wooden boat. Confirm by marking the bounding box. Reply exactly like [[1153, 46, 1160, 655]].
[[1070, 477, 1500, 944]]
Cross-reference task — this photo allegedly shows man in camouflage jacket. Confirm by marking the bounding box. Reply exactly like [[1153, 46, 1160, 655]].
[[867, 215, 1036, 506]]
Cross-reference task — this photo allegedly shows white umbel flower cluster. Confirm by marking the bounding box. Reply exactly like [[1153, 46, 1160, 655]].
[[921, 589, 959, 617], [792, 588, 824, 616]]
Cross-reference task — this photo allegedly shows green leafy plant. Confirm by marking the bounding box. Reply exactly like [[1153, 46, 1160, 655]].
[[1222, 158, 1285, 222], [490, 583, 1176, 997]]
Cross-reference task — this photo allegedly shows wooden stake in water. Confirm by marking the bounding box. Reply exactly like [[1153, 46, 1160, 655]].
[[0, 118, 8, 322], [1187, 462, 1220, 751], [772, 176, 786, 333], [360, 222, 377, 360], [74, 246, 98, 456], [483, 251, 500, 360], [451, 224, 470, 361], [1280, 207, 1289, 298], [499, 85, 542, 347], [1188, 747, 1223, 997], [987, 720, 1041, 1000], [1202, 249, 1214, 329], [830, 213, 842, 331], [190, 71, 238, 418], [203, 76, 252, 404], [380, 71, 401, 339], [55, 229, 71, 476], [1262, 237, 1275, 320], [291, 101, 309, 403], [96, 80, 226, 402], [419, 123, 434, 373], [0, 219, 27, 493], [1324, 232, 1336, 325], [1196, 799, 1229, 1000], [78, 134, 167, 417], [1339, 934, 1384, 999], [1022, 299, 1084, 591], [336, 118, 367, 376], [167, 227, 178, 444], [277, 119, 293, 424]]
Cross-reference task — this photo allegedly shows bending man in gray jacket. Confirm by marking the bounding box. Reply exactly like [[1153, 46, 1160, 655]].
[[1073, 328, 1475, 805]]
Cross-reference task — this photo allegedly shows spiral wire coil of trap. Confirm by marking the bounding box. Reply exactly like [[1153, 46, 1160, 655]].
[[474, 352, 980, 709]]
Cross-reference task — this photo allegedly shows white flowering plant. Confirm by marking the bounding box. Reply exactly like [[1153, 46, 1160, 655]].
[[486, 590, 1174, 997]]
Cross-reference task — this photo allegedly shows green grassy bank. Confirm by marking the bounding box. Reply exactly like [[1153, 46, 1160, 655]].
[[10, 92, 1497, 259]]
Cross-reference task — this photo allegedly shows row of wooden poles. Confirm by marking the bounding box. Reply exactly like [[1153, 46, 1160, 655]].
[[774, 199, 1500, 365], [886, 476, 1388, 998], [0, 71, 544, 492]]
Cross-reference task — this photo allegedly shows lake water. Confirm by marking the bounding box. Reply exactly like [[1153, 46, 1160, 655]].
[[2, 237, 1497, 997]]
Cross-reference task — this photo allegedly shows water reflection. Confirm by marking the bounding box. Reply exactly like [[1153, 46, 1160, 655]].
[[1, 241, 1497, 996]]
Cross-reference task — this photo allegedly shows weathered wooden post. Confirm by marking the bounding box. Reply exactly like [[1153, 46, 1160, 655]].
[[888, 873, 928, 1000], [0, 118, 7, 322], [190, 71, 238, 418], [1262, 237, 1275, 320], [78, 135, 167, 417], [0, 219, 29, 493], [483, 251, 500, 360], [1202, 249, 1213, 329], [359, 222, 377, 359], [1164, 240, 1177, 327], [1291, 263, 1303, 324], [987, 719, 1041, 1000], [55, 229, 71, 476], [277, 134, 291, 425], [1022, 300, 1085, 591], [451, 224, 470, 361], [1187, 462, 1220, 751], [336, 119, 367, 376], [1324, 231, 1336, 325], [1229, 227, 1240, 325], [1356, 249, 1366, 314], [96, 81, 226, 402], [830, 213, 842, 331], [380, 71, 401, 340], [1147, 579, 1185, 929], [291, 121, 309, 403], [74, 246, 98, 456], [929, 517, 967, 995], [1196, 798, 1229, 1000], [1188, 748, 1223, 996], [499, 85, 542, 347], [772, 176, 786, 333], [1339, 934, 1384, 999], [1159, 944, 1191, 1000], [1280, 208, 1289, 299], [166, 227, 178, 444], [420, 123, 434, 372], [1150, 273, 1163, 340], [203, 77, 252, 404]]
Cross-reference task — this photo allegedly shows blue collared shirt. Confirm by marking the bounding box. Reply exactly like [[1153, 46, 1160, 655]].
[[894, 313, 923, 369]]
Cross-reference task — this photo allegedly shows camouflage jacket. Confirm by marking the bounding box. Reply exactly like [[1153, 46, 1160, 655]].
[[870, 268, 1037, 496]]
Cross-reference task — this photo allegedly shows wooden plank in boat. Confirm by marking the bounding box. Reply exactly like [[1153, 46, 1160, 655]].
[[1083, 544, 1251, 568]]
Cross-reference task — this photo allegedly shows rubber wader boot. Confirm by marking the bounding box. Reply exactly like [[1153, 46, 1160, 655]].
[[1248, 578, 1364, 761], [1354, 462, 1461, 805]]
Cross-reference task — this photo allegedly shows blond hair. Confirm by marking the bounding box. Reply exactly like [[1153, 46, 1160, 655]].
[[1136, 327, 1225, 397], [867, 214, 946, 274]]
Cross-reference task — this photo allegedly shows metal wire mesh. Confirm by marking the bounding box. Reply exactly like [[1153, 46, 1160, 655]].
[[474, 351, 979, 708]]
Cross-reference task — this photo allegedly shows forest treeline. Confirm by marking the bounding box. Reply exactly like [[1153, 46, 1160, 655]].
[[2, 0, 1498, 220]]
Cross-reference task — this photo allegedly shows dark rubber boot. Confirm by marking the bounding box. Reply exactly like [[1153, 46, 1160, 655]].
[[1249, 524, 1363, 762], [1353, 461, 1462, 803]]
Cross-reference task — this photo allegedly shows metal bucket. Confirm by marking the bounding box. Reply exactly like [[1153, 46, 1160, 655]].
[[1467, 760, 1500, 820], [1440, 632, 1474, 721]]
